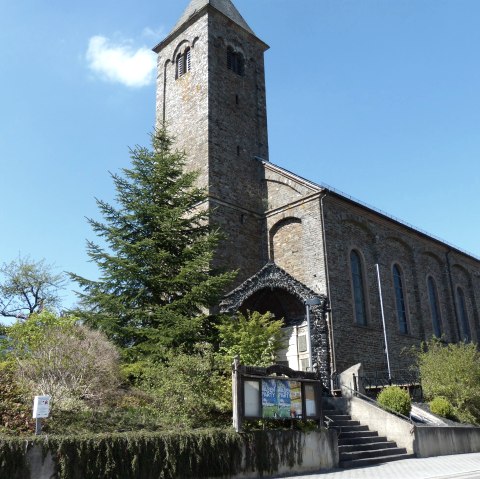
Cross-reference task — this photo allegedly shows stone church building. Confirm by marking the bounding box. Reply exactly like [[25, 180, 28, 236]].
[[153, 0, 480, 385]]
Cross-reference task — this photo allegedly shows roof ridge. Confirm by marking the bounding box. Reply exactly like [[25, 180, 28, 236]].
[[170, 0, 255, 37]]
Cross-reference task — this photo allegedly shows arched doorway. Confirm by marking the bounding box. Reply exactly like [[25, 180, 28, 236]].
[[220, 262, 330, 385], [240, 287, 310, 371]]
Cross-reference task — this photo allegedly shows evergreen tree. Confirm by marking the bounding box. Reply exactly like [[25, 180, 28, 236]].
[[70, 129, 235, 361]]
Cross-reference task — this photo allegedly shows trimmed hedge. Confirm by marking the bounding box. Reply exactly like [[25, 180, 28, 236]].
[[377, 386, 411, 417], [0, 429, 306, 479], [429, 397, 455, 420]]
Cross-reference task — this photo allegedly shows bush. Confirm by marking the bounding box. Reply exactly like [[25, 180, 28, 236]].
[[130, 344, 231, 428], [0, 362, 34, 434], [416, 339, 480, 425], [429, 397, 455, 420], [377, 386, 411, 416], [217, 311, 285, 366], [2, 311, 121, 411]]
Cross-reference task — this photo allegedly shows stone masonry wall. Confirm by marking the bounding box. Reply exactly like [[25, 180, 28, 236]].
[[322, 193, 480, 374], [263, 164, 327, 295], [155, 7, 270, 286], [155, 14, 210, 189]]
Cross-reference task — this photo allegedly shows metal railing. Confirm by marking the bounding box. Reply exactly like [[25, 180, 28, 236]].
[[343, 382, 416, 426]]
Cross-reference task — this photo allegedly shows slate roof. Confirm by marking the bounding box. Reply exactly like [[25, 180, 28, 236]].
[[170, 0, 255, 36]]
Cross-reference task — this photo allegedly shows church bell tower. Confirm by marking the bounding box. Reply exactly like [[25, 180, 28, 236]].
[[153, 0, 270, 282]]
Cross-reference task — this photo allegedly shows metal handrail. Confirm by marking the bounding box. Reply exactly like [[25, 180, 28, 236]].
[[341, 382, 416, 426]]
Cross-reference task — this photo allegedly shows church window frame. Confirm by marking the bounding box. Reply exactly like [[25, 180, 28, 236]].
[[227, 46, 245, 76], [176, 47, 191, 79], [349, 249, 368, 327], [456, 286, 471, 342], [427, 276, 442, 338], [392, 263, 409, 334]]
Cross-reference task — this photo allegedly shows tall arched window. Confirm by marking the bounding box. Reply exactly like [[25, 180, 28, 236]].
[[456, 287, 471, 342], [227, 47, 244, 76], [393, 264, 408, 334], [176, 48, 191, 78], [350, 250, 367, 326], [427, 277, 442, 338]]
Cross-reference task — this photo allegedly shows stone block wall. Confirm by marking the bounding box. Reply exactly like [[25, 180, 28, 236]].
[[322, 192, 480, 374]]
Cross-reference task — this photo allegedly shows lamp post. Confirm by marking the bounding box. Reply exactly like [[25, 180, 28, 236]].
[[305, 297, 322, 372]]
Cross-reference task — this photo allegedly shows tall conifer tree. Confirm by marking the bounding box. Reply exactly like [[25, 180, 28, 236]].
[[71, 130, 235, 360]]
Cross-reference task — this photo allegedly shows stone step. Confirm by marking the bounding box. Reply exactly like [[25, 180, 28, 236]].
[[324, 412, 350, 419], [340, 446, 407, 462], [338, 435, 388, 446], [339, 430, 379, 439], [329, 419, 360, 427], [340, 453, 415, 469], [339, 441, 398, 453], [336, 424, 369, 433]]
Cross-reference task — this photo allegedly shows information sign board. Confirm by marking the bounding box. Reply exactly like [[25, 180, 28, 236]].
[[33, 395, 51, 419]]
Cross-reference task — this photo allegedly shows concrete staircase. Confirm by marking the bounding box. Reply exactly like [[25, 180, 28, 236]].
[[324, 406, 414, 469]]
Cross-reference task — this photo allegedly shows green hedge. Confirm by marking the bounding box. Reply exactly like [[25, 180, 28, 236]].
[[0, 429, 306, 479], [377, 386, 411, 417]]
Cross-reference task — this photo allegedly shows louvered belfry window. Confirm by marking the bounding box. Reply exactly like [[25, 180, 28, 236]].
[[227, 47, 244, 76], [176, 48, 191, 79], [186, 49, 191, 72]]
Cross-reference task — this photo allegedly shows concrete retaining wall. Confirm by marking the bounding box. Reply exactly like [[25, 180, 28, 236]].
[[326, 395, 480, 459], [16, 429, 339, 479], [344, 396, 415, 453], [415, 426, 480, 458]]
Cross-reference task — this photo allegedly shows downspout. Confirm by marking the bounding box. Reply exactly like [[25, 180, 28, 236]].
[[446, 249, 461, 341], [320, 191, 336, 384]]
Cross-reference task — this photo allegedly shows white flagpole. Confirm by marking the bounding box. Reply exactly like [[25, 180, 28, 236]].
[[376, 264, 392, 383]]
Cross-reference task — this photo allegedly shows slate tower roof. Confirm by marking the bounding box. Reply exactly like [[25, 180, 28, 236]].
[[170, 0, 255, 36]]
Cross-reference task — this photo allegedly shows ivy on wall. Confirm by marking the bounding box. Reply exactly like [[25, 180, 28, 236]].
[[0, 429, 307, 479]]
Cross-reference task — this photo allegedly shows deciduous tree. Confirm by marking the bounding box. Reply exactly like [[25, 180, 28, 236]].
[[0, 256, 65, 319]]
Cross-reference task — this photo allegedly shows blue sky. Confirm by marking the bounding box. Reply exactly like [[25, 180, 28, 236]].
[[1, 0, 479, 313]]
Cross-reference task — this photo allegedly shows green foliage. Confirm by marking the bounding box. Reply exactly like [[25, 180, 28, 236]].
[[416, 338, 480, 424], [377, 386, 411, 416], [2, 311, 121, 412], [0, 362, 34, 435], [3, 310, 76, 355], [70, 128, 235, 361], [429, 397, 455, 420], [130, 345, 231, 428], [0, 256, 65, 319], [217, 311, 285, 366], [0, 438, 30, 479], [0, 429, 307, 479]]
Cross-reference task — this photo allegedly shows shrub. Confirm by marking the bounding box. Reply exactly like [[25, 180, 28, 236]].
[[3, 311, 121, 411], [216, 311, 285, 366], [0, 362, 34, 434], [377, 386, 411, 416], [415, 338, 480, 425], [429, 397, 455, 420], [131, 344, 231, 428]]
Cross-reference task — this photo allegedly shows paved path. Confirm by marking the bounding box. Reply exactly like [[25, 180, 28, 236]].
[[274, 453, 480, 479]]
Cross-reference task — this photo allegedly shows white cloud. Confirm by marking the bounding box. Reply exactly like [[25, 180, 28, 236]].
[[86, 35, 156, 88], [142, 26, 166, 40]]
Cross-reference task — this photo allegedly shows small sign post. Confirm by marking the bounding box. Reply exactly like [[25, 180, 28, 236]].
[[33, 395, 51, 435]]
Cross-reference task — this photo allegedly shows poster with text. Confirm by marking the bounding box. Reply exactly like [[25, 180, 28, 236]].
[[276, 380, 291, 418], [262, 379, 278, 418], [289, 381, 303, 418]]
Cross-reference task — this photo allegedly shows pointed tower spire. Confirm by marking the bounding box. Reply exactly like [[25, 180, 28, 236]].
[[171, 0, 255, 37]]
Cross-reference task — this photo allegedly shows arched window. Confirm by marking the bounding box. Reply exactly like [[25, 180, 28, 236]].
[[350, 250, 367, 326], [427, 277, 442, 338], [227, 47, 244, 76], [176, 48, 191, 78], [393, 264, 408, 334], [456, 287, 471, 342]]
